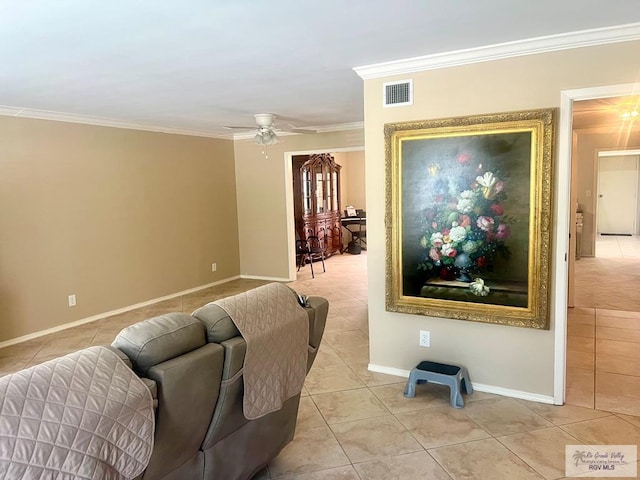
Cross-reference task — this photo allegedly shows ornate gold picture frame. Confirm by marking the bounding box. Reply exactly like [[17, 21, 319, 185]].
[[385, 109, 554, 329]]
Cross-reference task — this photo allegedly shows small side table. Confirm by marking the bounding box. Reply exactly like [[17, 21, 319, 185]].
[[404, 360, 473, 408]]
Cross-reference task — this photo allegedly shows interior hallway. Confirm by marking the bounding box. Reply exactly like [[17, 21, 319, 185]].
[[1, 252, 640, 478], [567, 234, 640, 417]]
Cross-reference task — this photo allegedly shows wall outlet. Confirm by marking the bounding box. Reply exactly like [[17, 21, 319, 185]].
[[68, 294, 77, 307], [211, 262, 217, 272], [419, 330, 430, 347]]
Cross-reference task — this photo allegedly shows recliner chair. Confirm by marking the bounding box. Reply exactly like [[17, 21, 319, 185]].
[[112, 288, 328, 480]]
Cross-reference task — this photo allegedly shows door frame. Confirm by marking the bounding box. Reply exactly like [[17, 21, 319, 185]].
[[595, 152, 639, 237], [556, 82, 640, 404], [284, 146, 365, 280]]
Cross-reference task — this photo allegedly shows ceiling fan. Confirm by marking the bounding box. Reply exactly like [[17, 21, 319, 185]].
[[224, 113, 316, 145]]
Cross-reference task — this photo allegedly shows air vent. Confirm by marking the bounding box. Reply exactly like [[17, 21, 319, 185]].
[[383, 79, 413, 107]]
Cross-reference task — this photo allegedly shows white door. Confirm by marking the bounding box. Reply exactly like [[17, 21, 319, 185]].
[[597, 155, 638, 235]]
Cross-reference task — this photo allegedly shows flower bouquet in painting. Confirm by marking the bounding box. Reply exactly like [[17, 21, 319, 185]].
[[416, 153, 513, 294]]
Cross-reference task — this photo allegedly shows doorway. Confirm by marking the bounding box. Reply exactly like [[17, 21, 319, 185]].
[[596, 153, 639, 238], [564, 88, 640, 412], [284, 147, 365, 280]]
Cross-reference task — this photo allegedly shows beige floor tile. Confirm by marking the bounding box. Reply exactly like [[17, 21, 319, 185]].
[[99, 310, 146, 332], [370, 382, 449, 413], [275, 465, 360, 480], [90, 327, 121, 346], [322, 316, 363, 335], [323, 330, 369, 349], [29, 336, 94, 365], [567, 335, 595, 353], [52, 322, 101, 340], [596, 371, 640, 399], [568, 312, 596, 325], [268, 425, 350, 479], [498, 427, 581, 480], [566, 367, 594, 392], [397, 405, 490, 449], [296, 397, 327, 431], [430, 438, 543, 480], [0, 357, 29, 377], [568, 324, 595, 338], [597, 309, 640, 320], [332, 345, 369, 365], [596, 353, 640, 377], [517, 400, 611, 425], [313, 388, 389, 424], [596, 326, 640, 343], [348, 364, 406, 387], [561, 415, 640, 445], [597, 314, 640, 329], [595, 393, 640, 416], [618, 413, 640, 428], [570, 307, 596, 316], [304, 364, 364, 395], [310, 346, 347, 369], [567, 349, 595, 370], [353, 451, 451, 480], [0, 338, 45, 360], [330, 306, 367, 325], [330, 415, 422, 463], [597, 338, 640, 359], [136, 297, 184, 318], [463, 398, 552, 436], [565, 387, 594, 409]]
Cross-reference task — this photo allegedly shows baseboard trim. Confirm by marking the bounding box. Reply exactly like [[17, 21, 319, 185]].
[[0, 275, 241, 349], [367, 364, 554, 404], [240, 274, 292, 282]]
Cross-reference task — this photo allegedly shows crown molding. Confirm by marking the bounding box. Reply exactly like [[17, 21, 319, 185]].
[[0, 105, 229, 139], [354, 22, 640, 79], [0, 105, 365, 140]]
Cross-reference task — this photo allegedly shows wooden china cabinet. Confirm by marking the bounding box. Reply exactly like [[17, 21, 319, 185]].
[[292, 153, 343, 257]]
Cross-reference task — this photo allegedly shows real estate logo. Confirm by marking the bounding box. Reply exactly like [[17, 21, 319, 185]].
[[565, 445, 637, 477]]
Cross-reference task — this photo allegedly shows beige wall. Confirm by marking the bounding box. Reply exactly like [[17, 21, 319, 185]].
[[364, 40, 640, 396], [330, 150, 366, 211], [575, 129, 640, 257], [342, 150, 366, 210], [0, 116, 239, 342], [234, 130, 364, 279], [334, 150, 366, 249]]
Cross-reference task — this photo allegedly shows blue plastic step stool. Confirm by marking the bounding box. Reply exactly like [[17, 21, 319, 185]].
[[404, 360, 473, 408]]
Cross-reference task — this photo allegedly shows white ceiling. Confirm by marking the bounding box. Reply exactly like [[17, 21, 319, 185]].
[[2, 1, 640, 137]]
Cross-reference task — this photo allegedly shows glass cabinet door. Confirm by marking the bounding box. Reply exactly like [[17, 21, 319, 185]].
[[332, 171, 339, 211], [326, 168, 332, 213], [302, 168, 312, 215], [315, 166, 324, 213]]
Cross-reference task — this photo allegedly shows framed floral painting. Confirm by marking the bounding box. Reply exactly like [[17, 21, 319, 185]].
[[385, 109, 554, 329]]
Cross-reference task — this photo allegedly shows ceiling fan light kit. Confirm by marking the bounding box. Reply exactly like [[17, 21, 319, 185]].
[[254, 128, 278, 145], [224, 113, 318, 156]]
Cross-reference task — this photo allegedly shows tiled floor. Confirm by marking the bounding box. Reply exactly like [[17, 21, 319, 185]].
[[595, 234, 640, 259], [568, 235, 640, 417], [1, 251, 640, 478]]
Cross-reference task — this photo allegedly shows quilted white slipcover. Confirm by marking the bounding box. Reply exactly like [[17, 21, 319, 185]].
[[0, 346, 154, 480]]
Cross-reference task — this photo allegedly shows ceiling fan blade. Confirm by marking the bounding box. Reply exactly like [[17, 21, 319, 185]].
[[223, 125, 255, 130], [277, 126, 317, 134]]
